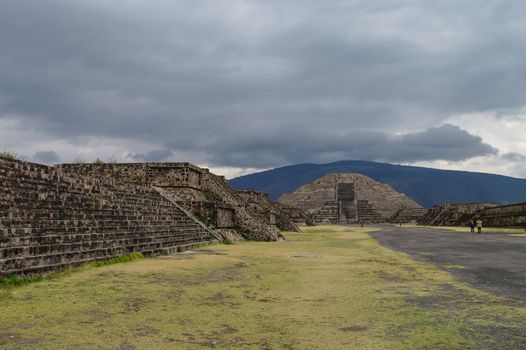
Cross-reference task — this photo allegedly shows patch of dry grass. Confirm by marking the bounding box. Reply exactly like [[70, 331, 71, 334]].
[[0, 226, 525, 349]]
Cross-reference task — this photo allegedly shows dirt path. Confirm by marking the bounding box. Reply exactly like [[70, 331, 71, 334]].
[[371, 225, 526, 305]]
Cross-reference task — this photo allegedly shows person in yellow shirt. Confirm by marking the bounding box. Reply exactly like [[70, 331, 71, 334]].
[[476, 218, 483, 233]]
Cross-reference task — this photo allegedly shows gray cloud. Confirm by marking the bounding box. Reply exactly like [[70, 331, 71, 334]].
[[389, 124, 499, 162], [32, 151, 60, 165], [131, 148, 173, 162], [501, 153, 526, 162], [165, 124, 497, 167], [0, 1, 523, 169]]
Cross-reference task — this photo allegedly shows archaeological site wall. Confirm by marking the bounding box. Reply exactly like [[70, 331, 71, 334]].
[[418, 202, 526, 228], [279, 173, 421, 224], [388, 208, 429, 224], [480, 202, 526, 227], [279, 204, 312, 226], [236, 190, 301, 232], [58, 163, 284, 241], [417, 203, 496, 226], [0, 160, 217, 277]]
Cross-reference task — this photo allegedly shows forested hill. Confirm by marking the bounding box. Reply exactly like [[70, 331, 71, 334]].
[[229, 160, 526, 208]]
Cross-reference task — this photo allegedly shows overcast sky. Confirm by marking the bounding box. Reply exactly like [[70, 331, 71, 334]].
[[1, 0, 526, 178]]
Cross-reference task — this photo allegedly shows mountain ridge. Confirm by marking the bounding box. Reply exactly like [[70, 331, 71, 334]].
[[229, 160, 526, 208]]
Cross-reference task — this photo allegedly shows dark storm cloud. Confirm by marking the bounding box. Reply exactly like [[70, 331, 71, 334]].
[[0, 0, 523, 167], [166, 124, 497, 167]]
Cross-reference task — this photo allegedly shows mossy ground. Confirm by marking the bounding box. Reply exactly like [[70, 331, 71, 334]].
[[1, 226, 525, 349]]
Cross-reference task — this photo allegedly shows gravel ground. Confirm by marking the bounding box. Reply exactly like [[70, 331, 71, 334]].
[[371, 225, 526, 305]]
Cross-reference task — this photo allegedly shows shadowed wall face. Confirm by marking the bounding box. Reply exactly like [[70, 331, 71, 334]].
[[337, 183, 357, 222]]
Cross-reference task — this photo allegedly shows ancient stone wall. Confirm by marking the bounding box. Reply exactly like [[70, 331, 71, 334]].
[[58, 162, 204, 188], [59, 163, 283, 241], [202, 173, 283, 240], [417, 202, 526, 228], [279, 173, 422, 224], [236, 190, 301, 232], [388, 208, 429, 223], [0, 160, 217, 277], [217, 207, 235, 228], [418, 203, 496, 226], [480, 202, 526, 227], [279, 205, 312, 226]]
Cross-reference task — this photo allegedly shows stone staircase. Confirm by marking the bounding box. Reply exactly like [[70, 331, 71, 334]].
[[0, 160, 217, 276], [312, 202, 339, 224], [57, 163, 284, 241], [356, 200, 383, 223]]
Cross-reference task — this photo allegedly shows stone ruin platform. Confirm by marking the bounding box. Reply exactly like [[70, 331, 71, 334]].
[[1, 160, 293, 277], [278, 173, 422, 225], [58, 162, 288, 241], [417, 202, 526, 228]]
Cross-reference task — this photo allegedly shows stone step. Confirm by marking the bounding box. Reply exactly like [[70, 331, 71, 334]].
[[1, 222, 202, 238], [0, 232, 212, 257], [3, 219, 198, 230], [0, 237, 214, 271], [0, 239, 218, 277], [1, 227, 208, 245]]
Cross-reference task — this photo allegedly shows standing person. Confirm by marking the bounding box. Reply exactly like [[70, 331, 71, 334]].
[[476, 218, 483, 233], [468, 219, 475, 233]]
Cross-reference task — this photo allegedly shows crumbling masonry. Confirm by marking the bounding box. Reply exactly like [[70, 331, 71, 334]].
[[58, 163, 287, 241], [1, 160, 289, 277]]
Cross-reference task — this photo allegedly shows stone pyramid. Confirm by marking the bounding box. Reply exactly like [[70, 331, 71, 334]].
[[278, 173, 421, 224]]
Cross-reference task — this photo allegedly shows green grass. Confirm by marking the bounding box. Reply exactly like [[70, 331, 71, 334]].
[[0, 149, 17, 161], [0, 274, 45, 288], [91, 252, 144, 267], [0, 227, 525, 349], [0, 253, 144, 291]]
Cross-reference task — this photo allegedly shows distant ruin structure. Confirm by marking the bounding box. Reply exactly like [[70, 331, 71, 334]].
[[481, 202, 526, 227], [278, 173, 422, 224], [388, 207, 429, 224], [418, 203, 496, 226], [418, 202, 526, 228]]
